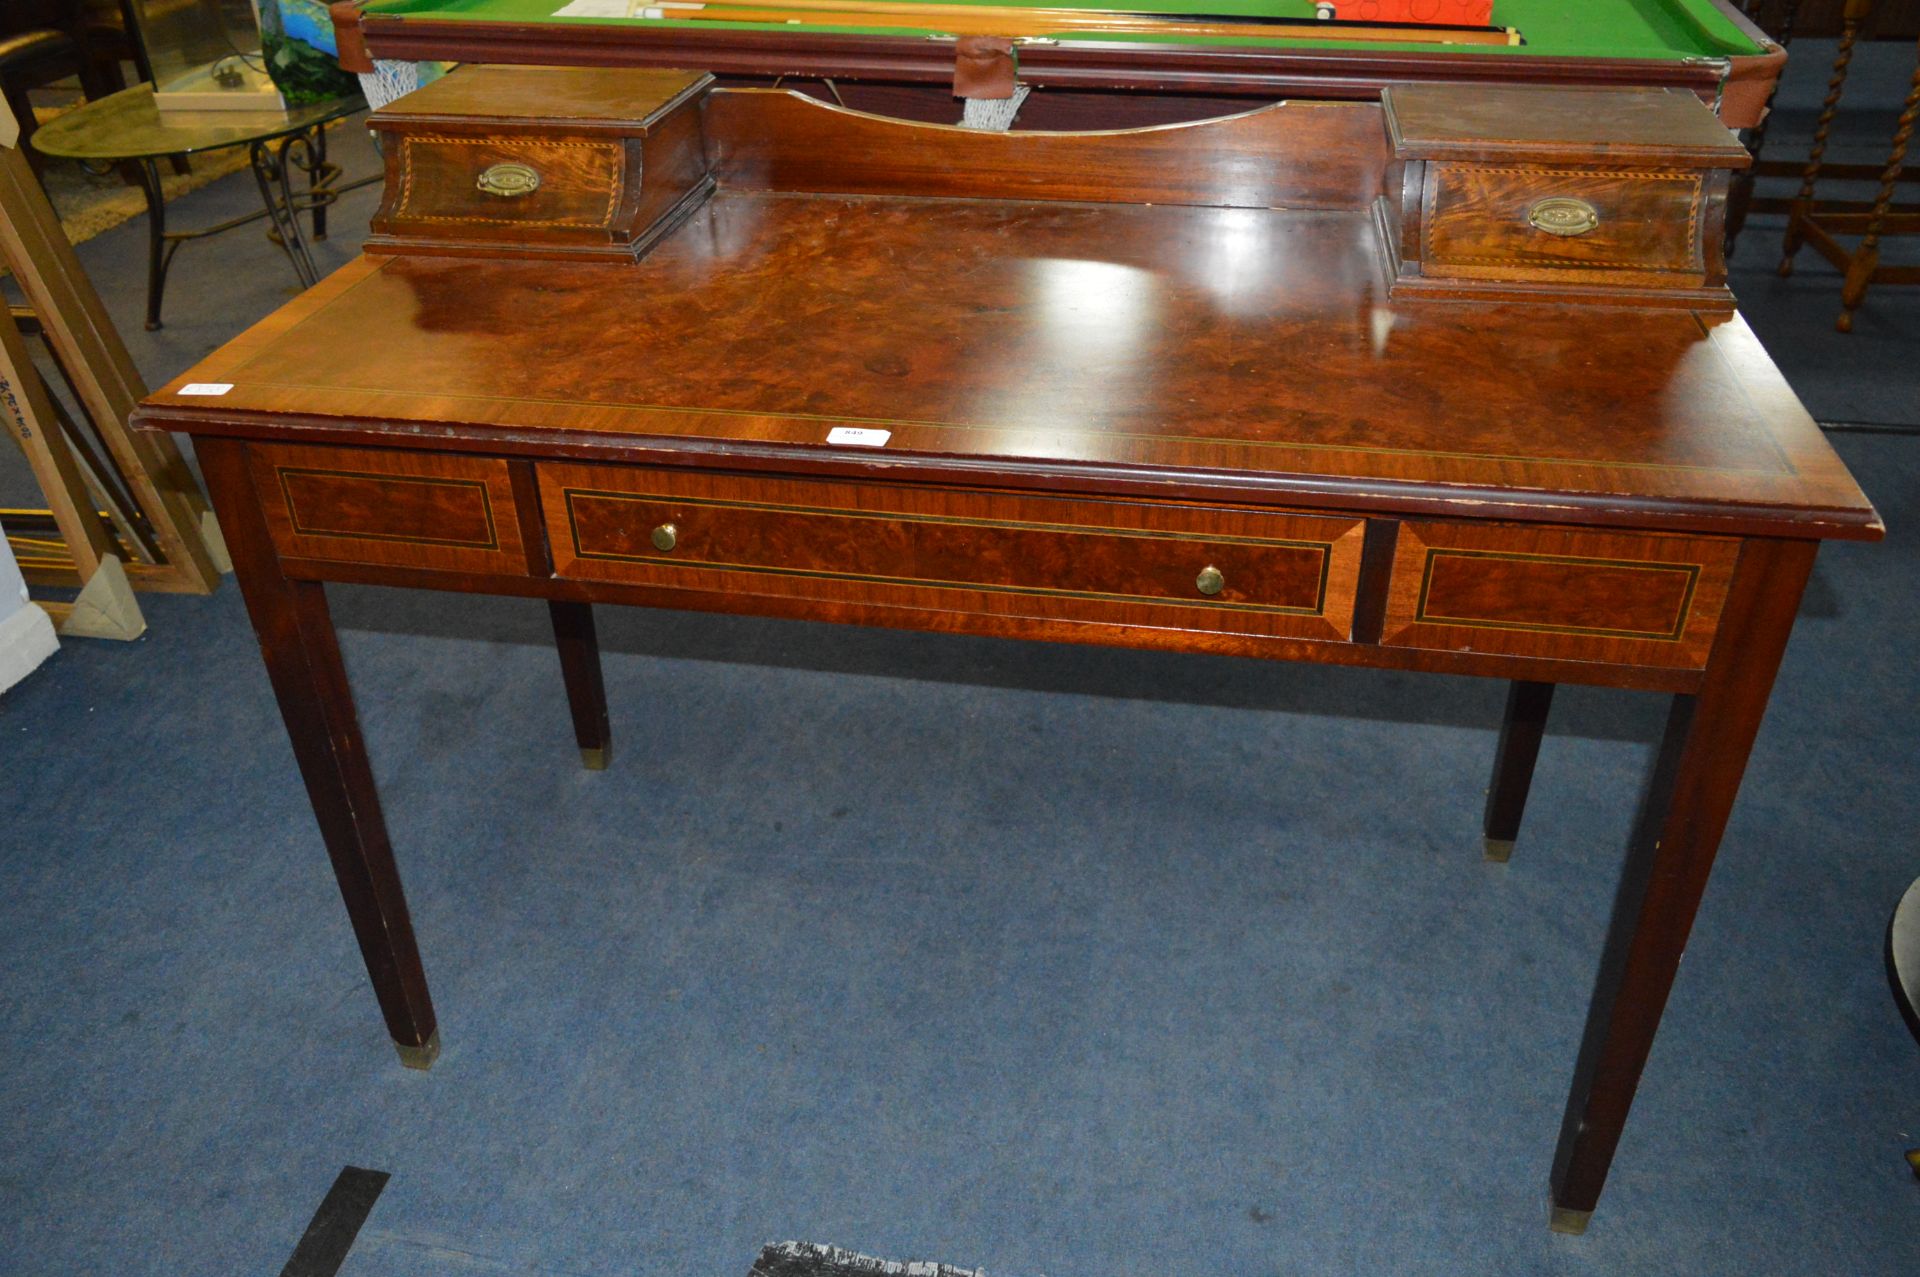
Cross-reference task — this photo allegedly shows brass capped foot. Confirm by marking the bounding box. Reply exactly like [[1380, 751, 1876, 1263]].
[[1549, 1204, 1592, 1235], [580, 745, 610, 771], [1483, 837, 1515, 863], [395, 1030, 440, 1070]]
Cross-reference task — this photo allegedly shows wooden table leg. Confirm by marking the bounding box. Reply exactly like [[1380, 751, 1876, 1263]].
[[198, 439, 439, 1068], [548, 599, 612, 770], [1483, 680, 1554, 862], [1547, 538, 1816, 1232]]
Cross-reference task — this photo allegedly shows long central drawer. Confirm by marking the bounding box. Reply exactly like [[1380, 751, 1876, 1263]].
[[538, 464, 1366, 643]]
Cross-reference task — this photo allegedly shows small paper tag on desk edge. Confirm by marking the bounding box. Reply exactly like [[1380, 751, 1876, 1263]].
[[826, 427, 891, 447], [178, 383, 233, 396]]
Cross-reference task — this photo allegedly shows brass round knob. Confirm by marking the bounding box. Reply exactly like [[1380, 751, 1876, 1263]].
[[1195, 565, 1225, 596], [651, 523, 678, 552]]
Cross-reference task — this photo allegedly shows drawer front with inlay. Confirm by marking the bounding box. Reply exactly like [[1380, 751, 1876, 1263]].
[[1424, 164, 1705, 278], [384, 135, 626, 236], [541, 464, 1366, 642], [1382, 520, 1739, 669], [252, 443, 526, 573]]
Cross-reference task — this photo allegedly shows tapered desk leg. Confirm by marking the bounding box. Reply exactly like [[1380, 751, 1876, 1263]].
[[1483, 680, 1554, 862], [199, 440, 439, 1069], [548, 600, 611, 770], [1548, 539, 1816, 1233]]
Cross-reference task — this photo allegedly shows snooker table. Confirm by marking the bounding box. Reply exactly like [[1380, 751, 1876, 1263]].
[[332, 0, 1786, 128]]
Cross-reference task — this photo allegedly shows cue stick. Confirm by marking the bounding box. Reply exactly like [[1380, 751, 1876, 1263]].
[[633, 0, 1521, 44]]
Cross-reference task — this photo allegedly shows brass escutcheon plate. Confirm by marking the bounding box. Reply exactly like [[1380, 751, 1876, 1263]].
[[476, 162, 541, 198], [1527, 197, 1600, 237]]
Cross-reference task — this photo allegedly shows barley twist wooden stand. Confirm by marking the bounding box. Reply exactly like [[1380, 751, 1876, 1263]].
[[1778, 0, 1920, 329]]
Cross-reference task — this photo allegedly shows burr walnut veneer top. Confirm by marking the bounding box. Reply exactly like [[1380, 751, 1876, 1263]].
[[142, 190, 1876, 541]]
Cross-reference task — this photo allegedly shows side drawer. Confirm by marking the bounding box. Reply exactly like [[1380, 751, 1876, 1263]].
[[1381, 520, 1739, 669], [251, 443, 527, 573], [1423, 164, 1705, 278], [384, 135, 627, 236], [541, 464, 1367, 642]]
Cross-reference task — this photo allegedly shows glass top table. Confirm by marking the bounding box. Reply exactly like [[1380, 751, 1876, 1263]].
[[31, 84, 367, 330]]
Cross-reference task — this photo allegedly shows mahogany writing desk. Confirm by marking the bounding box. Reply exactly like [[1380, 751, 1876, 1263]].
[[133, 66, 1881, 1231]]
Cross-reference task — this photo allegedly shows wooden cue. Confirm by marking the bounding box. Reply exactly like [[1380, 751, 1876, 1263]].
[[653, 6, 1383, 38], [639, 0, 1520, 45]]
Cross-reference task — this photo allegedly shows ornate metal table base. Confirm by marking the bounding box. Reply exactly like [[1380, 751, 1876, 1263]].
[[130, 125, 374, 330]]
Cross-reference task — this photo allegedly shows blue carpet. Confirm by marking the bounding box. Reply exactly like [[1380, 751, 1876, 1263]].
[[3, 45, 1919, 1277]]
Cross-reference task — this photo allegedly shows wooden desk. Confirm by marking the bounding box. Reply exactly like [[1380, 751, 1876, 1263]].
[[134, 67, 1880, 1232]]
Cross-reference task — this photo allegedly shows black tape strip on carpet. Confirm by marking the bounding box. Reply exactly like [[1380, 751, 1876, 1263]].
[[278, 1166, 391, 1277], [1820, 420, 1920, 435]]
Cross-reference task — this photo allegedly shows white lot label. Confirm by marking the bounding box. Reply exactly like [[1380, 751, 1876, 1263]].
[[825, 427, 892, 447], [178, 383, 233, 396]]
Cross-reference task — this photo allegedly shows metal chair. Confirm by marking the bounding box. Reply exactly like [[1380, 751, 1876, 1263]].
[[0, 29, 91, 175]]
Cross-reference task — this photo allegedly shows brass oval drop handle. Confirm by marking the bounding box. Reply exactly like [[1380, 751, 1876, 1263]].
[[1195, 565, 1225, 596], [651, 523, 678, 552], [1527, 197, 1600, 238], [475, 162, 541, 198]]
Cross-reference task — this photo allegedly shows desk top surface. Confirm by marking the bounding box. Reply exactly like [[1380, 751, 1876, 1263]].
[[143, 189, 1878, 540]]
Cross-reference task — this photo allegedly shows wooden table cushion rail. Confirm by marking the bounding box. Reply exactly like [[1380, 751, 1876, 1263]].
[[132, 66, 1880, 1234], [332, 0, 1789, 131]]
